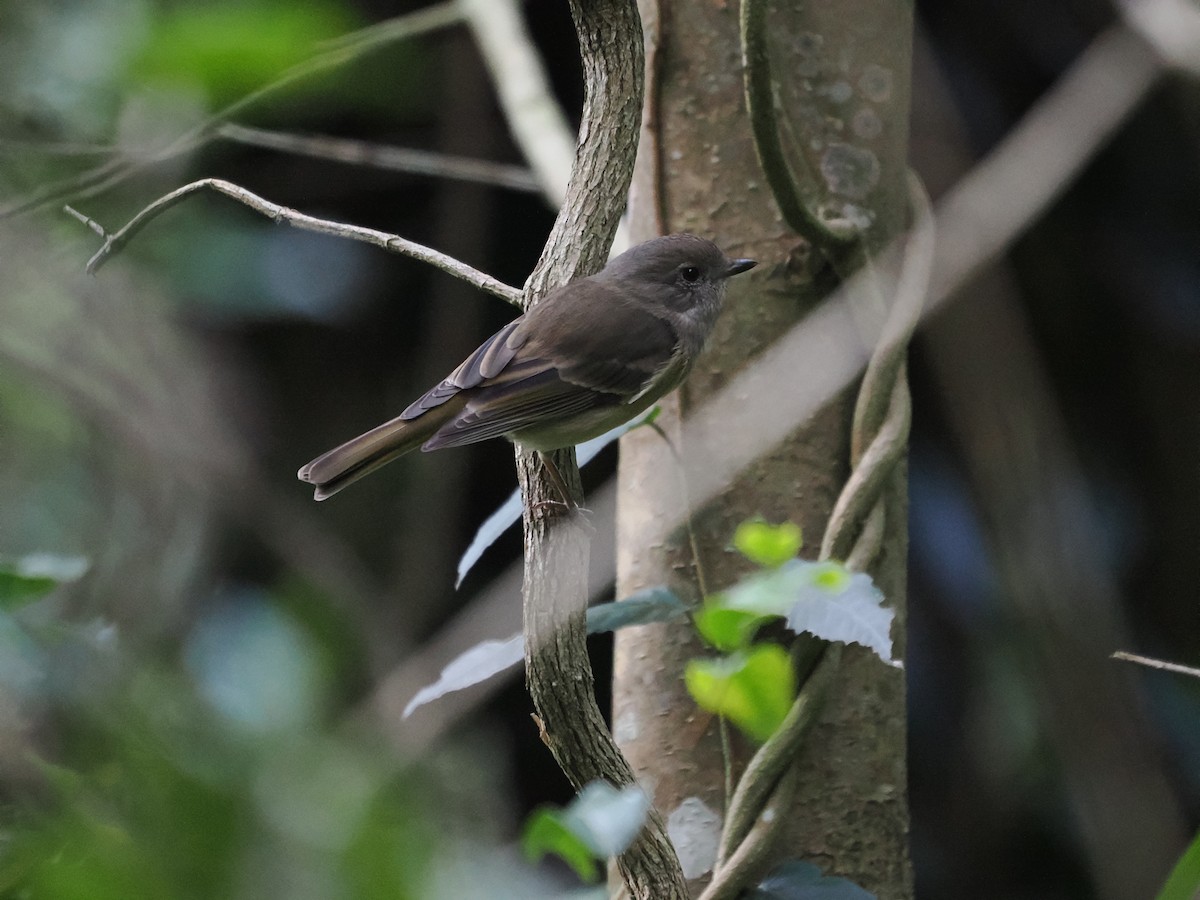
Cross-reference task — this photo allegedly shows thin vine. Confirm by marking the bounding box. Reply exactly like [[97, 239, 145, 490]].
[[701, 172, 934, 899]]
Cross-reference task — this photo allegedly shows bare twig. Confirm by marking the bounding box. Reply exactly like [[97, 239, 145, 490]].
[[74, 178, 522, 306], [461, 0, 633, 255], [1112, 650, 1200, 679], [0, 137, 116, 157], [216, 123, 543, 194], [63, 205, 107, 238]]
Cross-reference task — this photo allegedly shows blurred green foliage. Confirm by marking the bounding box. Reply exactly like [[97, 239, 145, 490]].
[[686, 645, 796, 742], [130, 1, 357, 108], [0, 585, 437, 899]]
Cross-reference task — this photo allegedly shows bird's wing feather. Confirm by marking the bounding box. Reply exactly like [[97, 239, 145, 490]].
[[400, 318, 526, 420], [421, 360, 608, 450], [405, 278, 682, 450], [519, 279, 680, 397]]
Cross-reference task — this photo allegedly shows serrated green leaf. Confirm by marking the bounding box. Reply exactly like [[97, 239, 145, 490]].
[[522, 810, 600, 882], [694, 606, 770, 652], [685, 645, 796, 741], [733, 520, 803, 568], [712, 559, 899, 667]]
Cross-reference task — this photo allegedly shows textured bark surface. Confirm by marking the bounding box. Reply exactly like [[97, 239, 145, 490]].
[[518, 1, 688, 896], [615, 1, 914, 896]]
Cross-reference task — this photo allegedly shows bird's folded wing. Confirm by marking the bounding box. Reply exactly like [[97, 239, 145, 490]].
[[421, 359, 609, 450], [401, 318, 526, 420], [522, 280, 681, 396]]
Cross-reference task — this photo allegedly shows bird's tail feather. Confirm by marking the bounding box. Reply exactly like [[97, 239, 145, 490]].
[[297, 404, 452, 500]]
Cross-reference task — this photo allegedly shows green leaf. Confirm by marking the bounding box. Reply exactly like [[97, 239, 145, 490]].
[[632, 405, 662, 428], [685, 645, 796, 741], [522, 810, 600, 883], [1157, 830, 1200, 900], [713, 559, 899, 667], [0, 554, 89, 610], [559, 782, 650, 858], [695, 605, 770, 652], [733, 520, 803, 568], [586, 588, 687, 633], [521, 781, 650, 883]]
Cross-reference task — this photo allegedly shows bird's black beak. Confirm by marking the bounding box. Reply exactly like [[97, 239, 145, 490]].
[[724, 258, 757, 278]]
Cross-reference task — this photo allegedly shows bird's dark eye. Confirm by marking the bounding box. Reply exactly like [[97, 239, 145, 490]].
[[680, 265, 702, 283]]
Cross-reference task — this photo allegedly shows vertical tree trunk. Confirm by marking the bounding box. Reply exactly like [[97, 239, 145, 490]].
[[614, 2, 914, 895]]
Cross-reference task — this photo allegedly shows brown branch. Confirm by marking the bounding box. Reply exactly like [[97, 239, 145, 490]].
[[712, 644, 842, 868], [701, 765, 802, 900], [74, 177, 523, 306], [515, 2, 687, 897]]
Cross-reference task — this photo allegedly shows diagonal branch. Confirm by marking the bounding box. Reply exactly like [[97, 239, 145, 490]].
[[514, 2, 688, 897], [705, 176, 933, 899], [74, 177, 522, 306]]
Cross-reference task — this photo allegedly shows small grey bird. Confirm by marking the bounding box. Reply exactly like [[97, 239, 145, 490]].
[[298, 233, 756, 501]]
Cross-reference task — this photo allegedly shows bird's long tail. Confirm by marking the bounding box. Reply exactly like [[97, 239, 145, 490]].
[[297, 401, 457, 500]]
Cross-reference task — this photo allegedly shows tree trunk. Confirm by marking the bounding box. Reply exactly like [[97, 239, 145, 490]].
[[614, 1, 914, 896]]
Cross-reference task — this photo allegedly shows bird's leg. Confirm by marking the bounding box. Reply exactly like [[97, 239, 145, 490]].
[[534, 451, 579, 515]]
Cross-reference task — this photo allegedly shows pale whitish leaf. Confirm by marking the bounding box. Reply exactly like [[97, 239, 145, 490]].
[[454, 410, 660, 588], [455, 490, 522, 589], [8, 554, 89, 581], [785, 571, 899, 667], [560, 781, 650, 857], [721, 561, 899, 667], [404, 588, 683, 718], [403, 634, 523, 719]]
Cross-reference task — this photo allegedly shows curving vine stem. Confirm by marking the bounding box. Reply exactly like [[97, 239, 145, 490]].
[[515, 1, 690, 897], [701, 175, 933, 900]]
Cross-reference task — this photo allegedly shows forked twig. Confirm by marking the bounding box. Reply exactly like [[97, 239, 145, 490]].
[[74, 178, 522, 306]]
